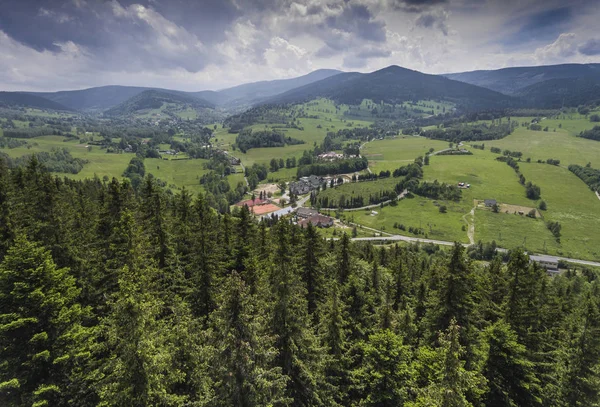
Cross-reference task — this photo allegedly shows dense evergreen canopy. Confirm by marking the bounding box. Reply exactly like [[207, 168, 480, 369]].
[[0, 156, 598, 406]]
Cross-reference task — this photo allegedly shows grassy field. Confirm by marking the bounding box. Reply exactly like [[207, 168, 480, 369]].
[[424, 151, 532, 207], [362, 136, 448, 173], [345, 196, 469, 243], [475, 209, 561, 253], [484, 119, 600, 167], [517, 163, 600, 260], [145, 158, 211, 194]]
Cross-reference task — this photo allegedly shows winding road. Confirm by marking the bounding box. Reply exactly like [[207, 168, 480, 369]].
[[348, 232, 600, 268]]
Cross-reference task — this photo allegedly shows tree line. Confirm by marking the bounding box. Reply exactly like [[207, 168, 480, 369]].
[[235, 129, 305, 153], [569, 164, 600, 192]]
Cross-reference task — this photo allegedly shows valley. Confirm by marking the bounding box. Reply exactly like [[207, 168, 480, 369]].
[[1, 64, 600, 261]]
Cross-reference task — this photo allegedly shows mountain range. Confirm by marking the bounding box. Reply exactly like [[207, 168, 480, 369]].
[[2, 63, 600, 115]]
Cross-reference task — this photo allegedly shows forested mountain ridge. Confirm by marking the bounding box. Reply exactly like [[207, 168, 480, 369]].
[[267, 65, 518, 110], [445, 63, 600, 94], [0, 156, 598, 406], [18, 69, 343, 112], [0, 91, 73, 111], [191, 68, 344, 108]]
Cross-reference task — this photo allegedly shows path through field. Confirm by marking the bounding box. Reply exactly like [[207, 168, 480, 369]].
[[596, 191, 600, 202], [462, 202, 476, 245]]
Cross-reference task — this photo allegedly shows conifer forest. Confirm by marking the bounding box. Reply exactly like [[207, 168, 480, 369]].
[[0, 156, 599, 406]]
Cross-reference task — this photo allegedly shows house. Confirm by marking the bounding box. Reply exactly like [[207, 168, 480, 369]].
[[484, 199, 497, 207], [290, 181, 311, 195], [296, 207, 320, 219], [529, 255, 559, 275], [298, 214, 334, 228]]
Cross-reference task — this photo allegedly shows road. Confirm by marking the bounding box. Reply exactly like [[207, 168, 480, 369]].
[[349, 235, 600, 268], [260, 194, 311, 219]]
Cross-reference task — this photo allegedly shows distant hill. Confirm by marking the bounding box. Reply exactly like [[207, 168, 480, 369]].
[[103, 89, 214, 117], [198, 69, 343, 108], [267, 65, 517, 109], [0, 92, 72, 111], [444, 63, 600, 95], [28, 85, 157, 111], [514, 76, 600, 108], [16, 69, 342, 112]]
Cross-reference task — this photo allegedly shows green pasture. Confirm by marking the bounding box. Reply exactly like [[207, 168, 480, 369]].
[[346, 196, 469, 243], [518, 163, 600, 260], [363, 136, 448, 172], [484, 119, 600, 167], [145, 158, 211, 194], [475, 209, 560, 254], [424, 151, 532, 207]]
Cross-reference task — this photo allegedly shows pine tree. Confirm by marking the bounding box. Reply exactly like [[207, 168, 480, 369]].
[[426, 243, 477, 362], [269, 221, 323, 406], [481, 320, 542, 407], [0, 157, 13, 258], [352, 329, 414, 406], [559, 291, 600, 406], [319, 283, 350, 406], [189, 193, 222, 321], [0, 235, 85, 407], [302, 222, 325, 317], [409, 318, 486, 407], [210, 272, 287, 407]]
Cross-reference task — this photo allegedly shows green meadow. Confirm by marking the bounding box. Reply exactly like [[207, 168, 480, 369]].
[[362, 136, 448, 173]]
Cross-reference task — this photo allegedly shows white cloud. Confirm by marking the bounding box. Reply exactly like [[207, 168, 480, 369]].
[[534, 33, 578, 63]]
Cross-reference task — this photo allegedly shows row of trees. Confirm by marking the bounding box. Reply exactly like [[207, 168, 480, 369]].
[[297, 157, 369, 178], [569, 164, 600, 192], [420, 122, 517, 143], [580, 125, 600, 141], [0, 156, 599, 406]]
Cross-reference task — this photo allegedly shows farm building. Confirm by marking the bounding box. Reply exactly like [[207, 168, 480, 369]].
[[484, 199, 497, 207], [529, 254, 559, 275], [298, 214, 334, 228]]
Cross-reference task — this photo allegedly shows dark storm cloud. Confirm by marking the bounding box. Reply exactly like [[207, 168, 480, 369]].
[[356, 47, 392, 59], [415, 10, 448, 35], [579, 38, 600, 56], [503, 6, 573, 46], [324, 4, 386, 43], [388, 0, 448, 13]]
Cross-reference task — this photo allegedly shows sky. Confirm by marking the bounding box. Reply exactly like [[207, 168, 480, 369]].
[[1, 0, 600, 92]]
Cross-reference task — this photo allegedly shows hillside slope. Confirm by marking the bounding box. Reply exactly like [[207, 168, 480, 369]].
[[29, 85, 155, 111], [445, 63, 600, 95], [103, 89, 214, 117], [0, 92, 72, 111], [514, 76, 600, 108], [191, 69, 343, 107], [268, 65, 517, 109]]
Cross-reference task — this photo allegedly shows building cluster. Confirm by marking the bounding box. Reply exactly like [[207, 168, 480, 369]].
[[290, 175, 324, 195], [318, 151, 344, 161], [296, 207, 334, 228]]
